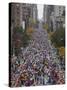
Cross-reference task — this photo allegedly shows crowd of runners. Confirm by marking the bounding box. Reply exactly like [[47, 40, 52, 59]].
[[10, 22, 65, 87]]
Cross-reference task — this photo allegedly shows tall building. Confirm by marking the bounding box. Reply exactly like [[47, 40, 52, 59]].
[[10, 3, 38, 29], [43, 5, 54, 31], [43, 5, 65, 32], [21, 3, 32, 28], [43, 5, 48, 24], [11, 3, 22, 27], [54, 5, 65, 29], [10, 3, 22, 55], [54, 6, 65, 16], [32, 4, 38, 22]]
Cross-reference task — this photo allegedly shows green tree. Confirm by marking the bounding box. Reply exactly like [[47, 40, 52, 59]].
[[13, 27, 30, 56], [51, 27, 65, 47]]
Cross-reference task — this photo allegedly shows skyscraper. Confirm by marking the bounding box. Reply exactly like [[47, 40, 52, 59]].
[[43, 5, 65, 31]]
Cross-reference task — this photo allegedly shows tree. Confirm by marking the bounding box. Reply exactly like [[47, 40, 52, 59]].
[[51, 27, 65, 47], [12, 27, 30, 56]]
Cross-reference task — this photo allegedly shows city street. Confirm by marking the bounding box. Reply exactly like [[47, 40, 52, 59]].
[[10, 3, 65, 87], [11, 21, 65, 86]]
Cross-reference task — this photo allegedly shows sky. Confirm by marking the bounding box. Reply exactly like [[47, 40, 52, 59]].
[[37, 4, 44, 20]]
